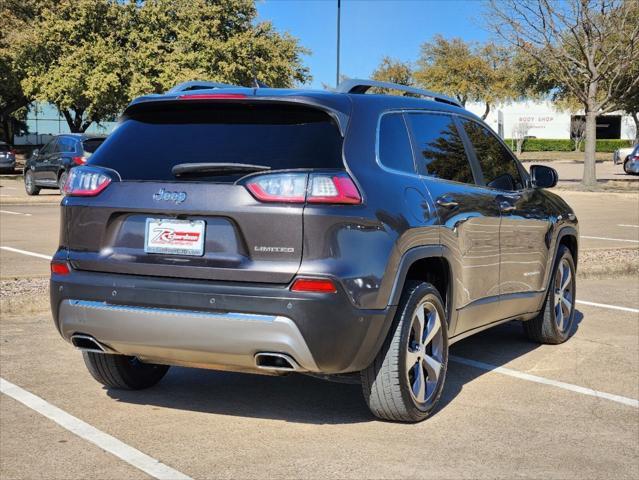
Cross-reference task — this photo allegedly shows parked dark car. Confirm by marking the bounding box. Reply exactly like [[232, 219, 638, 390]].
[[0, 141, 17, 172], [50, 80, 578, 422], [24, 133, 106, 195]]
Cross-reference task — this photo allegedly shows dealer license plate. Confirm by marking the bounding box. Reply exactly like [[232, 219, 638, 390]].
[[144, 218, 205, 256]]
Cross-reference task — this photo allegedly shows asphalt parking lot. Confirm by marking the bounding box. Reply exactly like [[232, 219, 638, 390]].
[[1, 170, 638, 479]]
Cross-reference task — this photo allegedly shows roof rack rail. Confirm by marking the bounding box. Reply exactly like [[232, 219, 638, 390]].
[[167, 80, 242, 94], [335, 79, 462, 108]]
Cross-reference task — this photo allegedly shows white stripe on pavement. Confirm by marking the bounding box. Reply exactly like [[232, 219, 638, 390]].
[[0, 246, 52, 260], [0, 378, 192, 480], [0, 209, 32, 216], [581, 235, 639, 244], [576, 300, 639, 314], [449, 356, 639, 408], [618, 224, 639, 228]]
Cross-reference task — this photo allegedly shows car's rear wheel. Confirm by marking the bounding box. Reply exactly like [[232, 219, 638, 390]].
[[24, 170, 40, 196], [82, 352, 170, 390], [524, 246, 576, 344], [623, 158, 637, 175], [58, 170, 68, 193], [361, 281, 448, 422]]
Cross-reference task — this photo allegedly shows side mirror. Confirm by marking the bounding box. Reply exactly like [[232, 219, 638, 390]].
[[31, 149, 39, 157], [530, 165, 558, 188]]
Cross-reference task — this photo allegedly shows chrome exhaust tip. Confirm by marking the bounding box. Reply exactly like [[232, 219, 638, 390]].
[[254, 352, 301, 372], [70, 334, 108, 354]]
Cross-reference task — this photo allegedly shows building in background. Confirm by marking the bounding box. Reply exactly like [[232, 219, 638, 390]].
[[14, 103, 118, 146], [467, 100, 636, 142]]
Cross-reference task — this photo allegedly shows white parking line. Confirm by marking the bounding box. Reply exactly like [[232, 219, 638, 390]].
[[618, 224, 639, 228], [0, 246, 52, 260], [0, 209, 32, 216], [0, 378, 192, 480], [581, 235, 639, 243], [449, 355, 639, 408], [576, 300, 639, 314]]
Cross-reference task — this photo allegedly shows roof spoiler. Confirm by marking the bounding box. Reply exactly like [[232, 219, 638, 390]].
[[166, 81, 242, 93], [336, 79, 462, 108]]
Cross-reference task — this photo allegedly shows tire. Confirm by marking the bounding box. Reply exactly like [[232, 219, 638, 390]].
[[361, 281, 449, 422], [524, 246, 576, 344], [58, 170, 68, 193], [623, 158, 638, 175], [24, 170, 40, 196], [82, 352, 169, 390]]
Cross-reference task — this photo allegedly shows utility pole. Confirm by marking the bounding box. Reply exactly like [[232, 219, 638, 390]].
[[336, 0, 341, 87]]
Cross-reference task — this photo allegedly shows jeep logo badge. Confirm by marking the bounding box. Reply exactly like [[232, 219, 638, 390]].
[[153, 188, 187, 204]]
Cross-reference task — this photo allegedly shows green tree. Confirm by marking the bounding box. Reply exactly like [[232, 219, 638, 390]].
[[371, 56, 414, 95], [5, 0, 311, 134], [415, 36, 516, 119], [487, 0, 639, 187]]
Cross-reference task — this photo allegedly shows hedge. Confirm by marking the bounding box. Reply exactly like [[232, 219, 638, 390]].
[[503, 138, 633, 153]]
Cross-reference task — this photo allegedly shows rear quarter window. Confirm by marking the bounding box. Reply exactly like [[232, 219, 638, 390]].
[[378, 113, 415, 173], [88, 103, 344, 182]]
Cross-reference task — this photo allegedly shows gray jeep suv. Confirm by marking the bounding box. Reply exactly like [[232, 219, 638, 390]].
[[50, 79, 578, 422]]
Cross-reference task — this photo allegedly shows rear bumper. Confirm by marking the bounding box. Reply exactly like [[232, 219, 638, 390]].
[[50, 269, 395, 374]]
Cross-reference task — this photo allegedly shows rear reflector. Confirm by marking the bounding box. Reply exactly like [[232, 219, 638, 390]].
[[50, 261, 70, 275], [178, 93, 248, 100], [290, 278, 337, 293], [72, 156, 86, 165], [63, 166, 112, 196], [245, 172, 361, 205]]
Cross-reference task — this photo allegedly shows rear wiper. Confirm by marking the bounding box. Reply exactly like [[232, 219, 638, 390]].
[[172, 162, 271, 177]]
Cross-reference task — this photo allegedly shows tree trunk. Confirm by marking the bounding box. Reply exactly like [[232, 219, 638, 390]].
[[481, 103, 491, 120], [632, 111, 639, 144], [582, 109, 597, 187], [61, 108, 91, 133]]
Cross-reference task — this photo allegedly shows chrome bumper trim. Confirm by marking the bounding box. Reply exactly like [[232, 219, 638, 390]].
[[58, 300, 319, 372]]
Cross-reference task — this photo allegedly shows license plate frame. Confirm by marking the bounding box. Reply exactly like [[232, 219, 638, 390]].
[[144, 218, 206, 257]]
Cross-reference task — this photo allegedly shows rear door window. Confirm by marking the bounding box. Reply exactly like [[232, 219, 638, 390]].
[[460, 119, 524, 191], [82, 138, 105, 158], [89, 103, 344, 182], [378, 113, 415, 173], [407, 113, 475, 184], [58, 137, 77, 153]]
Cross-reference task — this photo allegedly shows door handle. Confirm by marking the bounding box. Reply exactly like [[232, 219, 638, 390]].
[[436, 196, 459, 208]]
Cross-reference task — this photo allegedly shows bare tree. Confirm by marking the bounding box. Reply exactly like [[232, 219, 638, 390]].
[[487, 0, 639, 186], [571, 117, 586, 152], [512, 122, 531, 156]]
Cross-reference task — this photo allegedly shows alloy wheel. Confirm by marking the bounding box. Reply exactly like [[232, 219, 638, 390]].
[[406, 300, 444, 404], [553, 257, 574, 332]]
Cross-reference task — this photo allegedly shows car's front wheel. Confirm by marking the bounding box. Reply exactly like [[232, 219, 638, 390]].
[[524, 245, 576, 344], [82, 352, 170, 390], [362, 281, 448, 422]]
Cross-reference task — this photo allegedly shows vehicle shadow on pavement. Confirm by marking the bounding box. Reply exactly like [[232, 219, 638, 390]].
[[106, 311, 583, 424]]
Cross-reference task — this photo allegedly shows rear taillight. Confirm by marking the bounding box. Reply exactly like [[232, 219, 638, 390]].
[[50, 261, 70, 275], [290, 277, 337, 293], [245, 173, 361, 205], [63, 166, 112, 196], [72, 156, 86, 165]]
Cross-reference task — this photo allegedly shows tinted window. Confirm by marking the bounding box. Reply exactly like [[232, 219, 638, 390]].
[[82, 138, 105, 157], [39, 139, 55, 155], [58, 137, 77, 153], [89, 103, 343, 181], [378, 113, 415, 173], [461, 119, 523, 191], [407, 113, 474, 184]]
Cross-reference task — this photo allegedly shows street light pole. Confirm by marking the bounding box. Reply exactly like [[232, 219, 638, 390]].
[[336, 0, 341, 87]]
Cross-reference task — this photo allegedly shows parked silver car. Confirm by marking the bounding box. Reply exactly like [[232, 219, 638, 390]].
[[619, 144, 639, 175], [613, 144, 639, 174], [0, 142, 16, 172]]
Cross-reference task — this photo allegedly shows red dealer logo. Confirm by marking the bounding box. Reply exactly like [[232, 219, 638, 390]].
[[152, 228, 200, 244]]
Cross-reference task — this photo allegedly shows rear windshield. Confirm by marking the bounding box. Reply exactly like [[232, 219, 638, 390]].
[[82, 138, 105, 157], [88, 103, 344, 181]]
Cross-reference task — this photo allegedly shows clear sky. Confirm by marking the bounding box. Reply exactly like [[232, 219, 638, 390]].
[[256, 0, 490, 89]]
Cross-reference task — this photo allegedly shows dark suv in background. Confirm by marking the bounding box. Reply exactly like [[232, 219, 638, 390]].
[[50, 80, 578, 422], [24, 133, 105, 195], [0, 141, 17, 173]]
